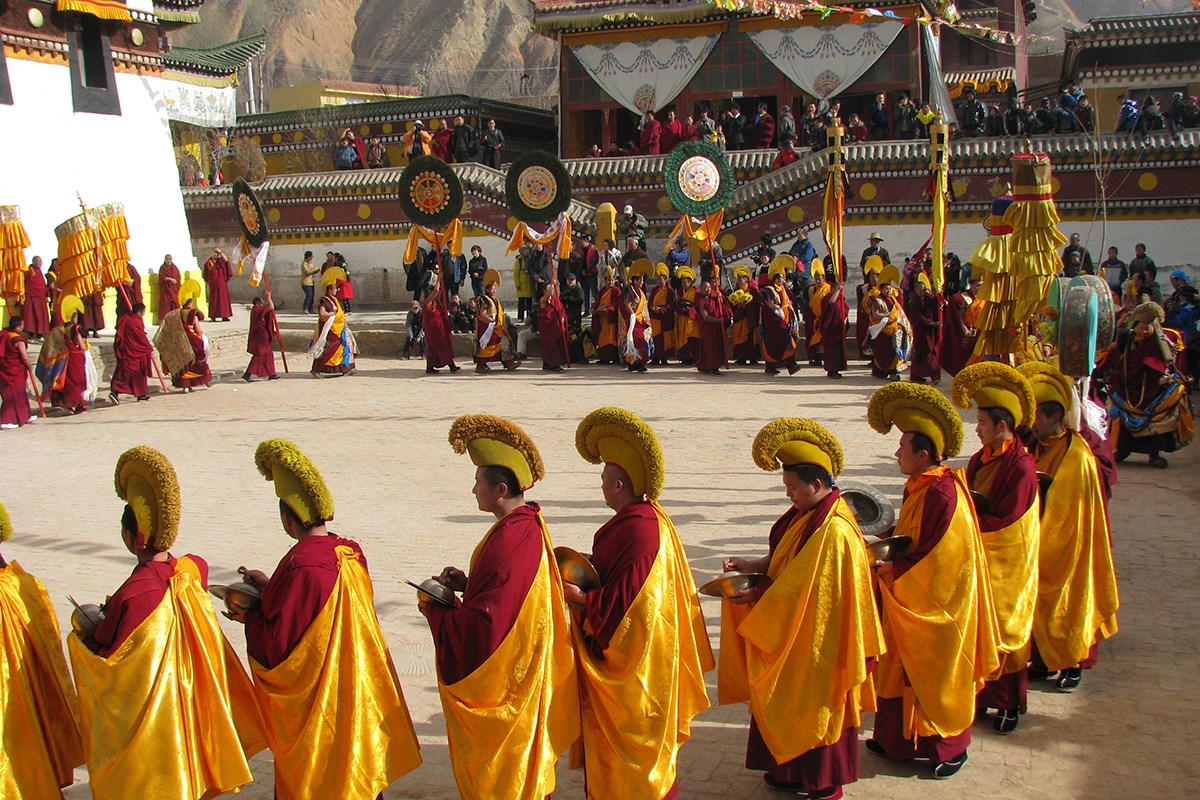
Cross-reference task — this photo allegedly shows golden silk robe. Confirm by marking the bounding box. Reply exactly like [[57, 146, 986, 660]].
[[250, 545, 421, 800], [650, 284, 676, 352], [68, 556, 267, 800], [574, 501, 713, 798], [1032, 432, 1120, 670], [438, 514, 580, 800], [720, 497, 883, 762], [0, 561, 85, 799], [807, 281, 832, 347], [875, 468, 1001, 740]]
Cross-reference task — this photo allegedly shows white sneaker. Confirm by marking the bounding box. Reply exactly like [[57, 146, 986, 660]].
[[26, 416, 36, 424], [0, 423, 18, 430]]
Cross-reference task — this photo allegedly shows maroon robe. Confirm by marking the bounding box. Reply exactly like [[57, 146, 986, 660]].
[[157, 261, 181, 316], [21, 266, 50, 335], [819, 286, 849, 376], [640, 119, 662, 155], [694, 292, 731, 371], [746, 492, 864, 792], [203, 256, 233, 319], [173, 308, 212, 389], [661, 119, 684, 153], [855, 284, 874, 359], [83, 292, 105, 334], [115, 265, 143, 317], [93, 556, 206, 657], [51, 330, 89, 412], [422, 503, 544, 685], [749, 112, 776, 148], [1108, 332, 1178, 455], [245, 304, 277, 378], [539, 294, 569, 368], [0, 329, 32, 426], [582, 500, 659, 653], [760, 288, 798, 373], [619, 287, 651, 365], [906, 292, 943, 382], [941, 290, 976, 377], [46, 268, 63, 328], [432, 128, 452, 162], [423, 291, 456, 369], [649, 284, 676, 362], [111, 314, 154, 398], [730, 284, 761, 363], [245, 535, 367, 669]]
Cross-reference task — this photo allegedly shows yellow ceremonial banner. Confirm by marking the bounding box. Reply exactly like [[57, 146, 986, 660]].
[[875, 468, 1001, 740], [67, 557, 267, 800], [250, 546, 421, 800], [664, 211, 723, 252], [574, 502, 713, 798], [718, 498, 883, 762], [1032, 433, 1119, 670], [1, 211, 31, 298], [55, 207, 131, 297], [508, 213, 574, 261], [439, 512, 580, 800], [929, 122, 950, 292], [403, 219, 463, 265], [0, 562, 84, 799], [56, 0, 131, 22]]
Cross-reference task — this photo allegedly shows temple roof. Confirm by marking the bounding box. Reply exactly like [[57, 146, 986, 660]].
[[1068, 12, 1200, 46], [234, 94, 554, 134], [161, 31, 267, 77], [153, 0, 206, 24]]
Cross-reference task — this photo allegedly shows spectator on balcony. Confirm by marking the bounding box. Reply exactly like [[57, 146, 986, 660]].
[[696, 108, 716, 141], [822, 100, 843, 129], [748, 102, 776, 148], [586, 143, 602, 157], [771, 137, 801, 170], [366, 137, 388, 168], [959, 87, 987, 137], [845, 113, 868, 143], [1115, 99, 1139, 133], [1034, 97, 1059, 135], [894, 95, 917, 139], [661, 109, 684, 153], [620, 205, 648, 245], [1056, 94, 1079, 133], [334, 135, 358, 170], [800, 102, 825, 148], [430, 118, 452, 160], [1137, 96, 1165, 135], [1100, 247, 1127, 294], [681, 115, 699, 142], [985, 106, 1005, 137], [915, 102, 938, 139], [778, 105, 796, 145], [451, 115, 479, 163], [1182, 96, 1200, 130], [712, 123, 727, 151], [724, 103, 746, 150], [640, 110, 662, 155], [868, 92, 890, 140], [1075, 95, 1096, 134], [1061, 233, 1094, 277], [402, 120, 433, 160], [481, 119, 505, 169], [1128, 243, 1157, 287], [1003, 98, 1026, 136]]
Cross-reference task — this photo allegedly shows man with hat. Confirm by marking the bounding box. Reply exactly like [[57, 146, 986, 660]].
[[0, 499, 85, 796], [649, 263, 678, 365], [720, 419, 883, 799], [1018, 362, 1120, 693], [233, 439, 421, 798], [310, 268, 356, 377], [424, 414, 580, 799], [621, 204, 648, 246], [761, 264, 801, 375], [567, 407, 713, 798], [70, 446, 267, 799], [620, 263, 653, 372], [1106, 301, 1193, 468], [859, 233, 889, 280], [804, 259, 849, 378], [155, 282, 213, 391], [421, 267, 461, 374], [866, 264, 908, 381], [401, 119, 432, 160], [865, 382, 1000, 778], [474, 268, 518, 372], [856, 256, 883, 360], [674, 266, 701, 365], [952, 363, 1041, 733], [729, 265, 760, 365], [905, 273, 945, 385]]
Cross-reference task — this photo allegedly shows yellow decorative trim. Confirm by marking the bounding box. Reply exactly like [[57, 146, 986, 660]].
[[162, 69, 237, 89], [563, 19, 727, 45]]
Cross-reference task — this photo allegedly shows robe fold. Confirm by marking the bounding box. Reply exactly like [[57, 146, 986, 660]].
[[157, 261, 181, 318], [906, 293, 943, 382], [174, 308, 212, 388], [246, 304, 277, 378], [941, 290, 976, 376], [649, 284, 677, 359], [423, 291, 456, 369], [539, 293, 570, 368], [21, 266, 50, 335], [694, 293, 730, 370], [592, 285, 622, 362], [111, 314, 154, 397], [203, 255, 233, 318], [818, 286, 849, 375], [0, 329, 32, 425]]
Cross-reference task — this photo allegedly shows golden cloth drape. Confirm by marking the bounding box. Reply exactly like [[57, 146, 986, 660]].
[[807, 281, 831, 346], [438, 513, 580, 800], [56, 0, 132, 21], [56, 212, 131, 297], [574, 501, 713, 798], [979, 499, 1040, 677], [719, 498, 883, 762], [0, 561, 84, 799], [664, 211, 724, 252], [68, 557, 267, 800], [0, 215, 31, 297], [250, 546, 421, 800], [508, 213, 574, 261], [403, 219, 463, 265]]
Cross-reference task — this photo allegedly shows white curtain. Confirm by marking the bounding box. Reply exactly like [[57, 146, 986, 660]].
[[746, 21, 904, 103], [922, 23, 959, 127], [570, 35, 721, 115], [161, 80, 237, 128]]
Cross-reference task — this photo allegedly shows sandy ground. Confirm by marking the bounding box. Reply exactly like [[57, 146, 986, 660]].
[[2, 342, 1197, 799]]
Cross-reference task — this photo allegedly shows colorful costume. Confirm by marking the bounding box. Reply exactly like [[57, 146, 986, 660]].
[[592, 273, 623, 364], [649, 266, 677, 363], [474, 269, 516, 370], [310, 269, 356, 376], [674, 268, 700, 363]]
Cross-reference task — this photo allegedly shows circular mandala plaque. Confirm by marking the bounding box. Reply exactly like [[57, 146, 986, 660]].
[[232, 178, 269, 247], [678, 156, 721, 203], [398, 156, 463, 227], [517, 165, 557, 210], [505, 150, 572, 224], [663, 141, 734, 217]]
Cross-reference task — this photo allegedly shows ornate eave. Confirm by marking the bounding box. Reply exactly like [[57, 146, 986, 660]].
[[161, 30, 266, 77]]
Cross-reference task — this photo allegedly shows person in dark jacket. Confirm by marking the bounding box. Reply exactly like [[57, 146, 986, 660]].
[[724, 103, 746, 150], [480, 119, 505, 168], [451, 115, 478, 163], [868, 92, 890, 140], [468, 246, 488, 298], [959, 88, 987, 137]]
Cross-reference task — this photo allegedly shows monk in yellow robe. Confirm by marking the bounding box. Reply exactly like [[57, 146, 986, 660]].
[[310, 269, 357, 376], [566, 408, 713, 799], [474, 269, 518, 372], [233, 439, 421, 799], [423, 415, 579, 799], [674, 267, 700, 364], [1020, 361, 1119, 693], [953, 363, 1041, 734], [720, 419, 883, 799], [865, 383, 1001, 779], [68, 446, 267, 800], [592, 267, 623, 364], [0, 500, 85, 799], [648, 264, 677, 365]]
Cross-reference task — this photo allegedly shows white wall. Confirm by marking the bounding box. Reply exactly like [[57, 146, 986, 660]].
[[0, 58, 197, 274]]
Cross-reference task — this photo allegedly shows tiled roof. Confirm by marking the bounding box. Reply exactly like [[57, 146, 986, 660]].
[[234, 95, 554, 134], [1070, 12, 1200, 45], [153, 0, 206, 24], [161, 31, 266, 77]]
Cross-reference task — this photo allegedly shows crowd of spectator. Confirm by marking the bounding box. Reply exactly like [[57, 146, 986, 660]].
[[334, 117, 507, 171]]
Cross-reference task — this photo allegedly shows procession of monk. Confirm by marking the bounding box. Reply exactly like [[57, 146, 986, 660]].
[[1, 354, 1122, 798]]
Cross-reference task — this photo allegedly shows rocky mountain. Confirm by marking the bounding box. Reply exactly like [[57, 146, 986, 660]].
[[175, 0, 1194, 111]]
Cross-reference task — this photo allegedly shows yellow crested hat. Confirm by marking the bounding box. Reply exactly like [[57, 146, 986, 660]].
[[449, 414, 544, 491], [732, 264, 752, 280], [1017, 361, 1075, 415], [769, 254, 794, 278], [483, 268, 502, 288], [867, 382, 964, 459], [179, 279, 203, 307], [603, 264, 614, 281], [1131, 301, 1164, 325], [255, 439, 335, 526], [60, 293, 84, 322], [917, 272, 932, 291], [752, 418, 844, 477], [878, 263, 901, 287], [811, 257, 825, 278], [321, 267, 347, 291], [576, 407, 664, 499], [951, 362, 1036, 428], [864, 254, 884, 275], [114, 446, 182, 551], [677, 266, 696, 282], [0, 499, 12, 543], [628, 258, 653, 280], [655, 262, 671, 278]]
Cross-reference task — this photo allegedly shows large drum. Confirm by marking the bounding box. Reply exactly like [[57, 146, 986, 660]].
[[55, 203, 130, 297], [1058, 284, 1099, 377], [1068, 273, 1116, 349]]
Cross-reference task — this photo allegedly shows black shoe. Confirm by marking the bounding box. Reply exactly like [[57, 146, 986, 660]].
[[828, 371, 843, 379], [136, 395, 149, 402], [1114, 450, 1130, 462], [762, 773, 808, 794], [268, 374, 279, 380], [108, 392, 120, 404], [865, 738, 886, 756], [994, 708, 1019, 734], [1056, 667, 1082, 693], [242, 372, 252, 382], [932, 751, 968, 779], [426, 367, 440, 374], [1027, 663, 1056, 681], [1149, 455, 1169, 469], [449, 363, 461, 373]]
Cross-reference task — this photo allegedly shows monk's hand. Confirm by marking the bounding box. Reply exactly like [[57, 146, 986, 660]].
[[222, 607, 247, 624], [728, 587, 758, 606], [562, 581, 587, 608], [723, 556, 750, 573], [239, 567, 270, 589], [872, 561, 893, 582], [435, 567, 467, 593]]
